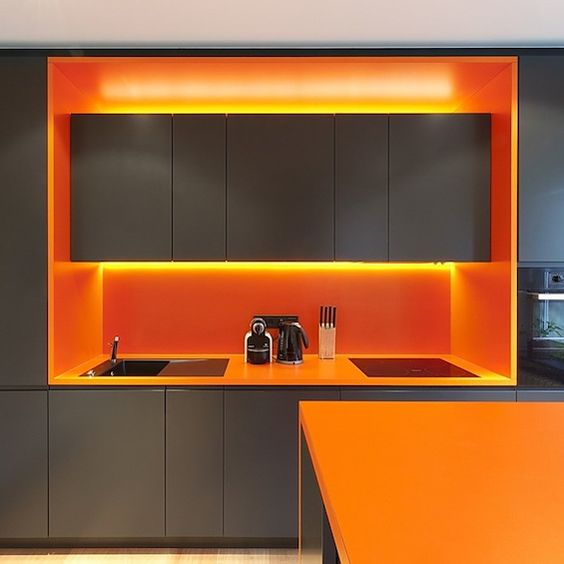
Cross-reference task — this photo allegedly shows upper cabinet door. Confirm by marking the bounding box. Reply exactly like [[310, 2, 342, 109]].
[[0, 57, 46, 387], [227, 115, 334, 261], [335, 115, 389, 261], [519, 56, 564, 263], [71, 114, 172, 261], [173, 115, 226, 260], [389, 114, 491, 262]]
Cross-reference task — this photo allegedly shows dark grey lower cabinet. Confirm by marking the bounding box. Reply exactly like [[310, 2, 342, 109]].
[[224, 388, 339, 539], [0, 391, 47, 538], [341, 388, 516, 401], [517, 390, 564, 402], [166, 389, 223, 537], [49, 390, 165, 538]]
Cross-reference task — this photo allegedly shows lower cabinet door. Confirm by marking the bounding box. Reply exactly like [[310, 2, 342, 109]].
[[166, 389, 223, 537], [224, 388, 339, 539], [49, 389, 165, 538], [341, 388, 516, 401], [0, 391, 48, 538]]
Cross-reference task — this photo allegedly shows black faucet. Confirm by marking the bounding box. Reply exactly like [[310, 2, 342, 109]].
[[110, 335, 120, 363]]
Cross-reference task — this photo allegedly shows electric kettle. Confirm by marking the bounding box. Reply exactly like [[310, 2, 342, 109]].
[[276, 321, 309, 365]]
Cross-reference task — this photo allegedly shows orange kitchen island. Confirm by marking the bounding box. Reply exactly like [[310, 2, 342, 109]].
[[299, 402, 564, 563]]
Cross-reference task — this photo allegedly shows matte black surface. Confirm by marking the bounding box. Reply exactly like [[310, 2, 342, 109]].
[[224, 388, 339, 538], [99, 360, 169, 376], [341, 388, 516, 401], [166, 390, 223, 537], [335, 115, 389, 261], [71, 114, 172, 260], [49, 390, 165, 537], [389, 114, 491, 261], [227, 115, 334, 260], [519, 56, 564, 262], [159, 359, 229, 376], [81, 358, 229, 377], [0, 57, 46, 386], [173, 115, 226, 260], [0, 391, 47, 538], [349, 357, 477, 378]]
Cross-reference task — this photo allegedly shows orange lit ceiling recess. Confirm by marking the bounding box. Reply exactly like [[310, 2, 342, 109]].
[[49, 56, 514, 114]]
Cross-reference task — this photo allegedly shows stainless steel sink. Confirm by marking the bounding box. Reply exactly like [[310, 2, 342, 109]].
[[82, 358, 229, 377]]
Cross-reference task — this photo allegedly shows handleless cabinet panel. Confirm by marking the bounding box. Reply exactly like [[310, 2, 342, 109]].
[[519, 56, 564, 262], [166, 389, 223, 537], [389, 114, 491, 262], [341, 388, 516, 401], [0, 391, 47, 538], [173, 115, 226, 260], [335, 115, 389, 261], [71, 114, 172, 261], [49, 390, 165, 538], [224, 388, 339, 539], [227, 115, 334, 260], [0, 57, 46, 386]]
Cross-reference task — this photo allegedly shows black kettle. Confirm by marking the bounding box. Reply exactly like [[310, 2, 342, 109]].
[[277, 321, 309, 365]]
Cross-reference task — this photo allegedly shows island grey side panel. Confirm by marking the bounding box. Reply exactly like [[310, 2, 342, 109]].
[[224, 389, 339, 539], [335, 114, 389, 261], [519, 56, 564, 263], [173, 115, 226, 260], [0, 391, 47, 538], [227, 115, 334, 260], [71, 114, 172, 261], [49, 390, 165, 538], [341, 388, 516, 401], [389, 114, 491, 262], [166, 389, 223, 537], [517, 390, 564, 402], [0, 57, 46, 387]]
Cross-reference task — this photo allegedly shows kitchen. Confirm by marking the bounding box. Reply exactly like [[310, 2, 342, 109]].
[[3, 6, 564, 562]]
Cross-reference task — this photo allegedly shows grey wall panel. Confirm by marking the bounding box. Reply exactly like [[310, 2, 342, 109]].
[[519, 56, 564, 263], [0, 391, 47, 538], [0, 57, 47, 387], [224, 388, 339, 539], [166, 389, 223, 537], [227, 115, 334, 260], [389, 114, 491, 262], [71, 114, 172, 260], [335, 115, 389, 261], [173, 115, 226, 260], [49, 389, 165, 538]]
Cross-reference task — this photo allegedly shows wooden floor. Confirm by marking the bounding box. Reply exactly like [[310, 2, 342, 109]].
[[0, 549, 298, 563]]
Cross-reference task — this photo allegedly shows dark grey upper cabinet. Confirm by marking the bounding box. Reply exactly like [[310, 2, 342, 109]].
[[224, 388, 339, 539], [519, 56, 564, 263], [227, 115, 334, 260], [335, 115, 389, 261], [49, 390, 165, 538], [173, 115, 226, 260], [166, 389, 223, 537], [0, 57, 46, 387], [389, 114, 491, 262], [0, 391, 48, 538], [71, 114, 172, 261]]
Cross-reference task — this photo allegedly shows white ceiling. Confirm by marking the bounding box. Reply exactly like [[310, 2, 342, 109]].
[[0, 0, 563, 48]]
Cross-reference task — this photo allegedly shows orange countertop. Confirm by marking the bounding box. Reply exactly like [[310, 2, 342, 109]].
[[299, 402, 564, 564], [52, 353, 511, 386]]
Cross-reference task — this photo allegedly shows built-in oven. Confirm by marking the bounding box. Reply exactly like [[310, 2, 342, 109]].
[[518, 268, 564, 386]]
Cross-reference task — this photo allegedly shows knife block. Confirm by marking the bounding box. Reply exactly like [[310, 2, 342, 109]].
[[318, 326, 336, 360]]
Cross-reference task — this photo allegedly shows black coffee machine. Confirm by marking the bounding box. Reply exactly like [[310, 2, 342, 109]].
[[277, 320, 309, 365]]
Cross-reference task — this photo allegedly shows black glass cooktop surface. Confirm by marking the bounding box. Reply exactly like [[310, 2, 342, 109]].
[[349, 358, 477, 378]]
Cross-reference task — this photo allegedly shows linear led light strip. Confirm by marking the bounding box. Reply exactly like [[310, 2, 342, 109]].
[[529, 293, 564, 301]]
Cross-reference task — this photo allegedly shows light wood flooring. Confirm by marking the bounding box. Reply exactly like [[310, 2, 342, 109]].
[[0, 549, 298, 563]]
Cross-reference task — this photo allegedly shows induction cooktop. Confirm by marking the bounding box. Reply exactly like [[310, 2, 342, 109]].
[[349, 358, 477, 378]]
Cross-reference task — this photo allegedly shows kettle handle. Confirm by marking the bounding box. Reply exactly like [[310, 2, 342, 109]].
[[296, 323, 309, 349]]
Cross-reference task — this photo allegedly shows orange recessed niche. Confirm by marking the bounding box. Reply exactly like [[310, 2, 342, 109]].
[[47, 56, 517, 384]]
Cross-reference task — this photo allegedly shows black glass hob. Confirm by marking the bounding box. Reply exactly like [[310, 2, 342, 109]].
[[349, 358, 477, 378]]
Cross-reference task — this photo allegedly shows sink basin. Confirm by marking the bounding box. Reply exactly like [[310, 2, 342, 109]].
[[81, 358, 229, 377]]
